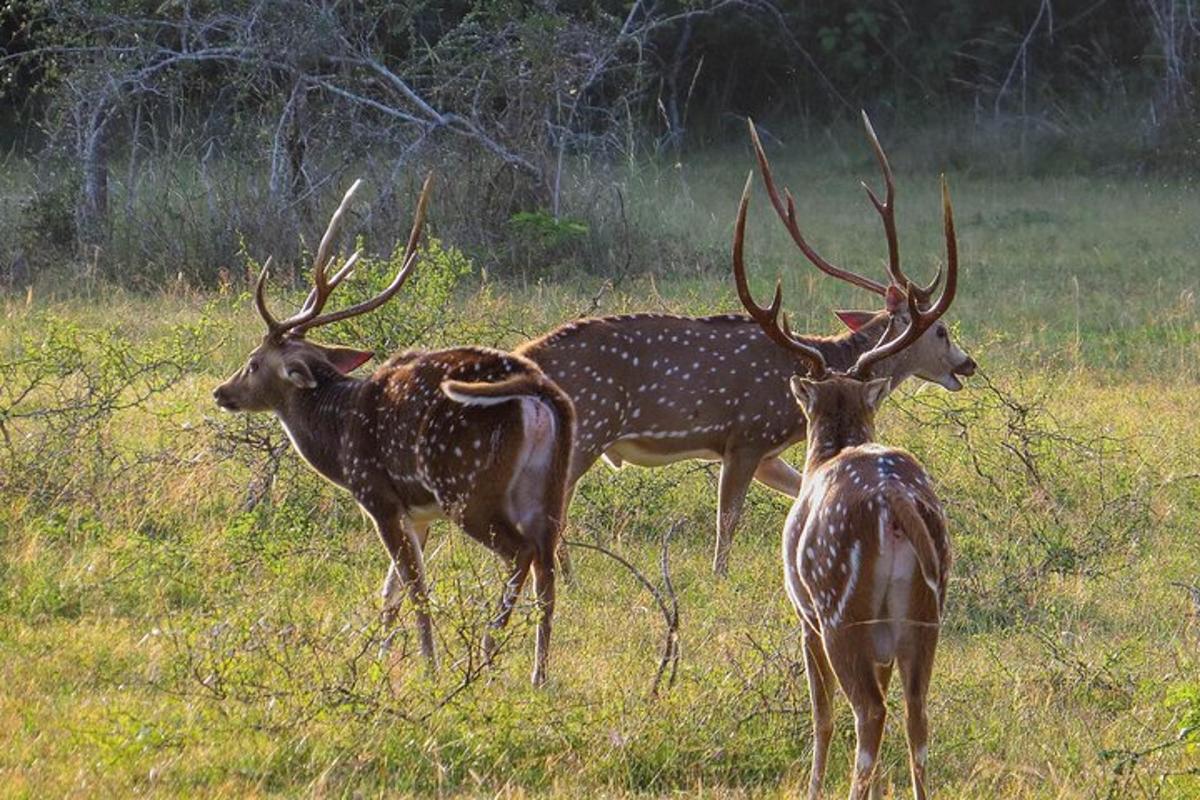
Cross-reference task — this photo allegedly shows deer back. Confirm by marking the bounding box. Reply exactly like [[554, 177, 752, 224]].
[[518, 313, 881, 461], [784, 444, 950, 647]]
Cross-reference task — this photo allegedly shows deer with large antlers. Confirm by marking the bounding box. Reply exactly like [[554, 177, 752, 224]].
[[212, 177, 575, 685], [735, 167, 956, 799], [517, 112, 974, 575]]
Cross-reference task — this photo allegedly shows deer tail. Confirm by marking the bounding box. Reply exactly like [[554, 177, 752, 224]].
[[881, 486, 941, 597], [441, 372, 576, 537], [441, 374, 545, 406]]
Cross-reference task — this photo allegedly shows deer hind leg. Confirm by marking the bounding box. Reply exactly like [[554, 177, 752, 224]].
[[712, 449, 762, 576], [530, 550, 556, 686], [803, 627, 838, 800], [481, 547, 534, 664], [868, 662, 895, 800], [754, 455, 804, 498], [897, 628, 938, 800], [826, 641, 887, 800]]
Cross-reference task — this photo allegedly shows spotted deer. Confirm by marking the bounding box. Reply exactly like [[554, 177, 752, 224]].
[[517, 112, 974, 576], [735, 168, 956, 799], [212, 177, 574, 685]]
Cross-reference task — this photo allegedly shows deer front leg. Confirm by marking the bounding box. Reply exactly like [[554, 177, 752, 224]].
[[712, 449, 761, 576], [381, 520, 430, 625], [371, 510, 437, 669], [553, 478, 580, 584], [753, 455, 803, 497]]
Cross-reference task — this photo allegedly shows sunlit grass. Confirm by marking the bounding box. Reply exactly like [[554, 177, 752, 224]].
[[2, 162, 1199, 798]]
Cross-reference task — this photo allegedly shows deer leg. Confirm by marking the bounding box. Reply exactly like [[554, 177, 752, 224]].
[[897, 631, 937, 800], [481, 548, 534, 664], [381, 520, 430, 625], [868, 662, 895, 800], [372, 511, 437, 668], [802, 627, 838, 800], [827, 645, 887, 800], [712, 449, 760, 576], [554, 478, 580, 584], [753, 456, 803, 497], [529, 552, 557, 687]]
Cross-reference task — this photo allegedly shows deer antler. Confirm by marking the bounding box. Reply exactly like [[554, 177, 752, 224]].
[[859, 111, 941, 305], [733, 172, 828, 378], [255, 174, 434, 338], [849, 176, 958, 378], [748, 114, 945, 305], [748, 119, 888, 297]]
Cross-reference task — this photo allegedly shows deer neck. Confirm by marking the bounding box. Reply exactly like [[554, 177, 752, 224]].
[[802, 413, 875, 475], [276, 374, 369, 486], [809, 317, 916, 386]]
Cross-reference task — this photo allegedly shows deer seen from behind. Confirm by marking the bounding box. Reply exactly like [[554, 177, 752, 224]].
[[517, 112, 974, 576], [734, 169, 958, 799], [212, 177, 575, 686]]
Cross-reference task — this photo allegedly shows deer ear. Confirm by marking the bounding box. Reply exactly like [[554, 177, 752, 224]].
[[317, 345, 375, 375], [789, 375, 818, 416], [281, 360, 317, 389], [833, 310, 875, 331], [863, 377, 892, 411], [884, 285, 905, 313]]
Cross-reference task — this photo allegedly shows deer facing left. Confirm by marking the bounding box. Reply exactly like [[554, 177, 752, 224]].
[[213, 177, 575, 686]]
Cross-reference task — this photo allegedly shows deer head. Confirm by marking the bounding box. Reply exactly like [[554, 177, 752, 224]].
[[748, 113, 976, 390], [734, 158, 961, 433], [213, 175, 432, 413]]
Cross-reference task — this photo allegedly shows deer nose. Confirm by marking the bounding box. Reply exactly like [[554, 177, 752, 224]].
[[955, 357, 977, 376]]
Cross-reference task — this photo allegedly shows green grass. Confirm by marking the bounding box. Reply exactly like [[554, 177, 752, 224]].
[[2, 153, 1199, 798]]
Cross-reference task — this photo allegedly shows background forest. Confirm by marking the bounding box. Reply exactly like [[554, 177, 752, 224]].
[[1, 0, 1197, 283]]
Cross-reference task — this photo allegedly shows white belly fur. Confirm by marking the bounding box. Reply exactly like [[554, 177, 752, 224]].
[[602, 439, 721, 469]]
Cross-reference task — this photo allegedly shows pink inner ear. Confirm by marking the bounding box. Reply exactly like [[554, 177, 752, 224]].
[[834, 310, 875, 331], [327, 349, 374, 375], [884, 285, 905, 313]]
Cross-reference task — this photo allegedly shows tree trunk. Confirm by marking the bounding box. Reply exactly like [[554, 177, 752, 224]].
[[77, 110, 110, 247]]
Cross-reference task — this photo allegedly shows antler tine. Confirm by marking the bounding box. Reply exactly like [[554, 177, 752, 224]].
[[297, 251, 361, 316], [859, 111, 901, 286], [303, 178, 364, 318], [261, 179, 366, 337], [860, 111, 941, 304], [292, 172, 434, 334], [733, 172, 828, 378], [849, 175, 959, 378], [254, 256, 281, 333], [748, 118, 887, 297]]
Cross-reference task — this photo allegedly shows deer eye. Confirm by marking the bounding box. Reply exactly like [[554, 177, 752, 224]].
[[935, 326, 947, 340], [246, 360, 259, 374]]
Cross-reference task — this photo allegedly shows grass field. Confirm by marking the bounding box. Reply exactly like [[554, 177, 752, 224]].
[[2, 153, 1199, 798]]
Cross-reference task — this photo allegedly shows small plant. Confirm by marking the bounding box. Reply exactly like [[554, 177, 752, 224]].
[[508, 211, 589, 250], [506, 210, 590, 277], [319, 235, 473, 355]]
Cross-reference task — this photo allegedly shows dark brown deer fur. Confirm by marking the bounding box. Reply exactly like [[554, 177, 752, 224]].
[[213, 178, 575, 685]]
